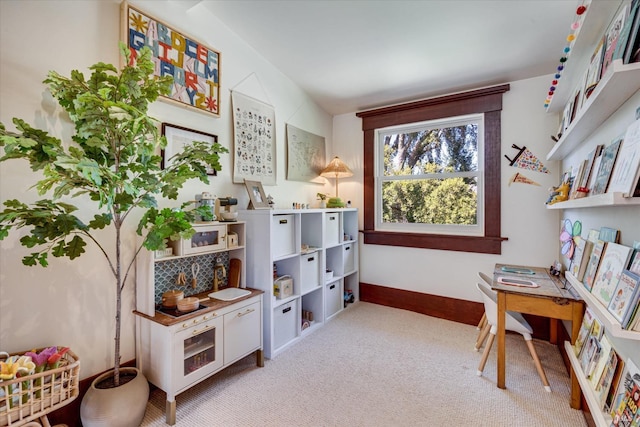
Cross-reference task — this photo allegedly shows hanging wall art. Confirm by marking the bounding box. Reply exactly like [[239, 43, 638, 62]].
[[231, 91, 276, 185], [504, 144, 550, 174], [286, 124, 326, 183], [121, 2, 221, 116]]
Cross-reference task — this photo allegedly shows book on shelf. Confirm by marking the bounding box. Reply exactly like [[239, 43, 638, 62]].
[[571, 236, 594, 282], [608, 269, 640, 328], [600, 226, 621, 244], [591, 137, 624, 196], [601, 2, 629, 78], [580, 335, 602, 377], [574, 306, 597, 357], [629, 250, 640, 276], [589, 334, 613, 389], [583, 36, 605, 102], [580, 145, 605, 194], [624, 0, 640, 64], [569, 160, 587, 199], [613, 0, 639, 63], [591, 243, 634, 308], [610, 358, 640, 421], [606, 357, 628, 414], [588, 228, 601, 243], [595, 347, 621, 411], [588, 154, 603, 194], [612, 382, 640, 426], [609, 119, 640, 197], [629, 302, 640, 331], [584, 240, 608, 292]]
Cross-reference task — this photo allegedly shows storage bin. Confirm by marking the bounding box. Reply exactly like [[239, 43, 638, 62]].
[[274, 275, 294, 299], [272, 214, 295, 258], [300, 252, 319, 293], [325, 279, 342, 318], [274, 299, 298, 349], [343, 243, 355, 273], [324, 212, 340, 247]]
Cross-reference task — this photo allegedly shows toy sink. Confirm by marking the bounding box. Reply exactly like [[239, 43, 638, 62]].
[[208, 287, 251, 301]]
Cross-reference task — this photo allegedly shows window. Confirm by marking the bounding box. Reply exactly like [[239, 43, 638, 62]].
[[376, 114, 484, 236], [356, 85, 510, 254]]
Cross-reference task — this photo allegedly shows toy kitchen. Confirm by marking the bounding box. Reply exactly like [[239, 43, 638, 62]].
[[133, 193, 263, 425]]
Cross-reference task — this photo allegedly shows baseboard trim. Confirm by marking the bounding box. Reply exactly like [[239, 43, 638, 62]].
[[360, 281, 551, 339]]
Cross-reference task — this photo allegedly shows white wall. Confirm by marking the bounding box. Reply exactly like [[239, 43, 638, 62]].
[[0, 0, 333, 378], [333, 75, 563, 301]]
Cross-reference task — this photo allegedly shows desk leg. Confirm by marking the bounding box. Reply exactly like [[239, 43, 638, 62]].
[[497, 291, 506, 389], [570, 301, 585, 409]]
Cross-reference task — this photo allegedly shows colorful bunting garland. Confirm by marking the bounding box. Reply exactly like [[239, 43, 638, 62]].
[[544, 2, 590, 109]]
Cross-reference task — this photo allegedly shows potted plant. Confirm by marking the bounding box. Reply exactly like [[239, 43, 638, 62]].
[[317, 192, 328, 208], [0, 43, 227, 426]]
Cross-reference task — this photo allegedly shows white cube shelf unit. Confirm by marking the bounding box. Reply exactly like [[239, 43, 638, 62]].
[[239, 208, 359, 358]]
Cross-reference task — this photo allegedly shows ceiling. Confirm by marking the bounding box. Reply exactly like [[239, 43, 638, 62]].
[[183, 1, 620, 116]]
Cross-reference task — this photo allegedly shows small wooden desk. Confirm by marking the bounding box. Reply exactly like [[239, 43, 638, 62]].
[[492, 264, 584, 409]]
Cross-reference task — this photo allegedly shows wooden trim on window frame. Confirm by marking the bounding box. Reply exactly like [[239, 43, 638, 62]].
[[356, 84, 510, 254]]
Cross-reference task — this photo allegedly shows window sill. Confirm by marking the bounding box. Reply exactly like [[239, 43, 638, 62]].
[[362, 230, 507, 254]]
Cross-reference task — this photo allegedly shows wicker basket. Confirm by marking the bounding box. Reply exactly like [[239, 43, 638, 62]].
[[0, 348, 80, 427]]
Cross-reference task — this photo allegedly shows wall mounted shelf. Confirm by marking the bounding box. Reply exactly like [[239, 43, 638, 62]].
[[547, 60, 640, 161], [545, 192, 640, 209]]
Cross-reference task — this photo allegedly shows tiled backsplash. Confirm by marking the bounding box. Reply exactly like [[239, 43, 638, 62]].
[[154, 252, 230, 305]]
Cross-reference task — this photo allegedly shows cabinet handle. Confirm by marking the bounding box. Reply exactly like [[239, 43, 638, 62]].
[[330, 284, 336, 290], [237, 308, 255, 317], [192, 324, 211, 335], [345, 247, 350, 251], [282, 306, 292, 314], [329, 216, 336, 221], [279, 219, 288, 224], [307, 257, 315, 262]]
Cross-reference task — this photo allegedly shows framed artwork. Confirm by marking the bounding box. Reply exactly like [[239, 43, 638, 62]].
[[244, 180, 270, 209], [231, 91, 276, 185], [121, 2, 221, 116], [286, 124, 326, 183], [161, 123, 218, 175]]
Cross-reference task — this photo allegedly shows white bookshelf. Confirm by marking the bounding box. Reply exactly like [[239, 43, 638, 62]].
[[547, 60, 640, 161], [565, 272, 640, 340], [563, 341, 612, 427], [546, 192, 640, 209]]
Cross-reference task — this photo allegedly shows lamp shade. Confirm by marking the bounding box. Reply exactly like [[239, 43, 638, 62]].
[[320, 156, 353, 178]]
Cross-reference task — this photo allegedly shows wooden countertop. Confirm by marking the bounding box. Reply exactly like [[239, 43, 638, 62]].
[[133, 287, 264, 326]]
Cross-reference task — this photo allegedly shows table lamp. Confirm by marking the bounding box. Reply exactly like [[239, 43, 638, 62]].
[[320, 156, 353, 208]]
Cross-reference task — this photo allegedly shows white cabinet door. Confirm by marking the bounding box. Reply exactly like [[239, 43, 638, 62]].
[[173, 315, 224, 393], [224, 301, 262, 364]]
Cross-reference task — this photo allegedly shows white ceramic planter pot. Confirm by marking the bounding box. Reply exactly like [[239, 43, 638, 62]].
[[80, 367, 149, 427]]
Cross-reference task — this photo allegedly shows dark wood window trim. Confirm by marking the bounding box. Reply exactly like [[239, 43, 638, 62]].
[[356, 84, 510, 254]]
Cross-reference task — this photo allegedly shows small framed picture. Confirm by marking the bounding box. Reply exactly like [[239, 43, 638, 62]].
[[161, 123, 218, 175], [244, 179, 270, 209]]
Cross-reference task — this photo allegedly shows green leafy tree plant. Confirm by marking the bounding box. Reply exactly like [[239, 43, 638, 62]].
[[0, 44, 228, 386]]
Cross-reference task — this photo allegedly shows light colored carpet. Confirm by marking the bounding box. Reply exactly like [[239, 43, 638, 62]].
[[141, 302, 587, 427]]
